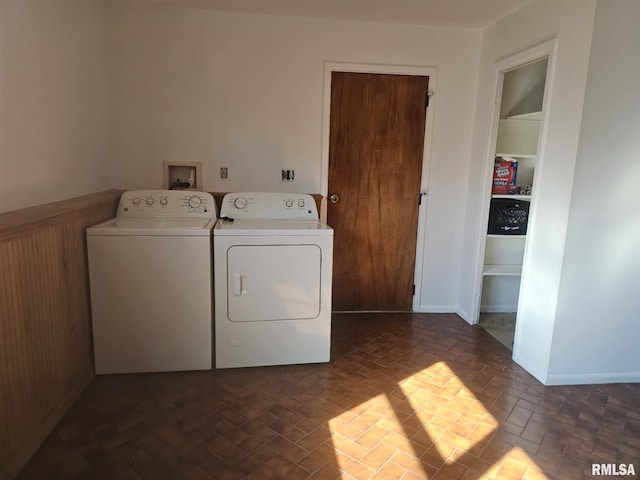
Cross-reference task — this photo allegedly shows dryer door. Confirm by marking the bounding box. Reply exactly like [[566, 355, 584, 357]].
[[227, 244, 322, 321]]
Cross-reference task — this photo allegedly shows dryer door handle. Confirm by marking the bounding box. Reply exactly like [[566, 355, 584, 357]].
[[232, 274, 247, 296]]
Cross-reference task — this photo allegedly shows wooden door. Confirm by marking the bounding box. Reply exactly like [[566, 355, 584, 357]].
[[328, 72, 429, 311]]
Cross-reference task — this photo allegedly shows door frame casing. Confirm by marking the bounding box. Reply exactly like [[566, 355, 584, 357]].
[[470, 39, 558, 330], [321, 62, 438, 312]]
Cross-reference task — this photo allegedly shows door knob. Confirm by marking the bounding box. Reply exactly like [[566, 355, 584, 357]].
[[330, 194, 340, 204]]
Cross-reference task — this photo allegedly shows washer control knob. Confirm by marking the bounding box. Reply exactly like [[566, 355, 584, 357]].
[[285, 199, 294, 208], [159, 197, 168, 206], [233, 197, 248, 210], [131, 197, 141, 205], [298, 199, 305, 208], [145, 197, 155, 206], [188, 196, 202, 209]]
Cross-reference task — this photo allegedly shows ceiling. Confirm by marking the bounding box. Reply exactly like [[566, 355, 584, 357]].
[[114, 0, 534, 28]]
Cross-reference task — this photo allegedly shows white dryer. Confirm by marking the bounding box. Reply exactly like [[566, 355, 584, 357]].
[[87, 190, 216, 374], [214, 192, 333, 369]]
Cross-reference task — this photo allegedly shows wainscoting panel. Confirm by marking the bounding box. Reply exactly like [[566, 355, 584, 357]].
[[0, 190, 121, 480]]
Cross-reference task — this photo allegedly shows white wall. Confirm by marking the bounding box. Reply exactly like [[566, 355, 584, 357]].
[[548, 0, 640, 384], [459, 0, 597, 383], [105, 4, 481, 312], [0, 0, 111, 213]]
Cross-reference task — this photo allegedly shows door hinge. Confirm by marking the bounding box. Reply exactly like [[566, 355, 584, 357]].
[[412, 284, 416, 296], [425, 90, 434, 108]]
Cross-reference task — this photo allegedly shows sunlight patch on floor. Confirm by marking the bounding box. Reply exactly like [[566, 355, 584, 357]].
[[327, 393, 403, 478], [327, 362, 549, 478], [498, 446, 550, 479], [397, 361, 499, 465]]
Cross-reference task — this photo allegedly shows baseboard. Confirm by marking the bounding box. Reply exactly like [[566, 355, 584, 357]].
[[416, 304, 457, 314], [2, 368, 93, 480], [455, 307, 471, 324], [544, 371, 640, 386], [512, 354, 548, 385], [514, 350, 640, 386], [480, 305, 517, 313]]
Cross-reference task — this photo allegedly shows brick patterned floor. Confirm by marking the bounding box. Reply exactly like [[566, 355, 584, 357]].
[[17, 313, 640, 479]]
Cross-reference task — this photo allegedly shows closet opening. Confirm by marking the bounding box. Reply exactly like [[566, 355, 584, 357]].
[[478, 56, 549, 350]]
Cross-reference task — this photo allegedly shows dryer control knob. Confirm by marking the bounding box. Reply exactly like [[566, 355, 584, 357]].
[[285, 200, 293, 208], [298, 199, 305, 208], [233, 197, 248, 209]]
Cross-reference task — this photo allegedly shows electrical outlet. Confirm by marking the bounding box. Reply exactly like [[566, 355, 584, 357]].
[[282, 169, 295, 181]]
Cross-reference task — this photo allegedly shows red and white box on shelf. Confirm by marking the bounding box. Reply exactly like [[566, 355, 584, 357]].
[[492, 157, 518, 195]]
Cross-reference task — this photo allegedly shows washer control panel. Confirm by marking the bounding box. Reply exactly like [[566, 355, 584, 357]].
[[220, 192, 318, 220], [118, 190, 217, 218]]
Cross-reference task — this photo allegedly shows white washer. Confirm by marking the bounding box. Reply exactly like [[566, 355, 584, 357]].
[[87, 190, 217, 374], [214, 192, 333, 369]]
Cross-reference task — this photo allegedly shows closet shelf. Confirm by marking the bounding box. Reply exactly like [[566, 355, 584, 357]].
[[486, 234, 526, 239], [495, 153, 536, 159], [505, 111, 543, 120], [482, 264, 522, 276], [491, 194, 532, 201]]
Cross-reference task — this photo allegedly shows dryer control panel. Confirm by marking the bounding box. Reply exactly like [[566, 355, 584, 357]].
[[118, 190, 217, 218], [220, 192, 318, 220]]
